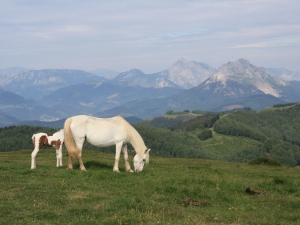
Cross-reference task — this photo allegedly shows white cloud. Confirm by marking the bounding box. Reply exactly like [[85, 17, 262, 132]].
[[61, 25, 90, 33], [0, 0, 299, 72]]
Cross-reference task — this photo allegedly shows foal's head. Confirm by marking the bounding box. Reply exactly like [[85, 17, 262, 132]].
[[133, 149, 151, 172]]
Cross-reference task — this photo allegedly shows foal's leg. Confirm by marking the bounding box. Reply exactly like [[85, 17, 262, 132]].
[[113, 142, 123, 172], [56, 145, 63, 167], [122, 144, 133, 172], [31, 147, 40, 169]]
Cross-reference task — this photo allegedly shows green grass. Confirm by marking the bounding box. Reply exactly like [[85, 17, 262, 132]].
[[249, 158, 283, 167], [201, 131, 262, 158], [1, 149, 300, 224]]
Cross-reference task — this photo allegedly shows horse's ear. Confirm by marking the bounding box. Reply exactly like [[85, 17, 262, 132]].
[[145, 149, 151, 153]]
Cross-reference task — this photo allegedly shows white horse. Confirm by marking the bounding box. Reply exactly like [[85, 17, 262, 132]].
[[63, 115, 151, 172], [31, 129, 64, 169]]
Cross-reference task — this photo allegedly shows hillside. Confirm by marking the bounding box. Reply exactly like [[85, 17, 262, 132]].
[[1, 103, 300, 167], [38, 81, 182, 115], [0, 150, 299, 224], [0, 89, 63, 122], [136, 104, 300, 166]]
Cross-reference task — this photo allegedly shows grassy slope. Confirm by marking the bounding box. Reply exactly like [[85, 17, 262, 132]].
[[202, 131, 262, 158], [138, 112, 262, 160], [1, 150, 300, 225]]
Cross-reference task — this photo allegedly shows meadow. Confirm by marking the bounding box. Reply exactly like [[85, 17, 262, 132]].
[[0, 149, 300, 225]]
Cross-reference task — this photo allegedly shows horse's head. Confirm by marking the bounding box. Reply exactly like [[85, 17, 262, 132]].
[[133, 148, 151, 172]]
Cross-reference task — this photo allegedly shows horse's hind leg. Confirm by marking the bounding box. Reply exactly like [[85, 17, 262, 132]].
[[122, 144, 133, 172], [31, 148, 39, 169], [67, 153, 86, 170], [71, 137, 86, 171], [67, 155, 73, 170]]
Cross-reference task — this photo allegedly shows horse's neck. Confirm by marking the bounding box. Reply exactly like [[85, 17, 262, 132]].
[[127, 125, 146, 155]]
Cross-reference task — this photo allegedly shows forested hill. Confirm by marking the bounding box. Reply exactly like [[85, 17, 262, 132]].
[[213, 103, 300, 166], [1, 103, 300, 167], [214, 103, 300, 145]]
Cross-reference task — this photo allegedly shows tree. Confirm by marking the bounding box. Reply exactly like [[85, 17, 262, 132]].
[[198, 129, 213, 140], [165, 110, 174, 115]]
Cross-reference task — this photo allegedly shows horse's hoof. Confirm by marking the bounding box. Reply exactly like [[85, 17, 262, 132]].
[[113, 170, 120, 172]]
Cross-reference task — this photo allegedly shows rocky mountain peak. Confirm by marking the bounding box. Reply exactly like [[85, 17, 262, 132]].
[[172, 57, 190, 67], [204, 59, 289, 97], [159, 57, 216, 89]]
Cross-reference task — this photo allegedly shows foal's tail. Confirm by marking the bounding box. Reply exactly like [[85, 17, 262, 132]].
[[64, 117, 80, 158], [31, 134, 36, 148]]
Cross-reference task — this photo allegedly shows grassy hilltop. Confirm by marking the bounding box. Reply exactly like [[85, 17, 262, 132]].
[[0, 150, 299, 225]]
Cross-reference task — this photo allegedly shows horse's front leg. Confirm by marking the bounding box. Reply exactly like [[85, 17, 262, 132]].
[[113, 142, 123, 172], [31, 148, 39, 169], [122, 144, 133, 172]]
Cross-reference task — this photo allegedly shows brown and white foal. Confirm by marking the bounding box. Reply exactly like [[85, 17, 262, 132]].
[[31, 129, 64, 169]]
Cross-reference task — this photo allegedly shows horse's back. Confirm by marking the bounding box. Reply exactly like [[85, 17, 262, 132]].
[[67, 115, 129, 147], [67, 115, 129, 132], [69, 115, 127, 130]]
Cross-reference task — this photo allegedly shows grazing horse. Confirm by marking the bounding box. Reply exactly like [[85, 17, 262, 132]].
[[31, 129, 64, 169], [64, 115, 151, 172]]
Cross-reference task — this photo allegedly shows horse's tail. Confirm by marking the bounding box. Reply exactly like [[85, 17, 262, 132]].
[[64, 117, 80, 158]]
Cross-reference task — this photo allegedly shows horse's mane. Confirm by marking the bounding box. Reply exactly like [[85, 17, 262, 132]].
[[114, 116, 147, 157]]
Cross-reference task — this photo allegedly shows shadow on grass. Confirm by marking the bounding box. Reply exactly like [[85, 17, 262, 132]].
[[73, 160, 112, 170]]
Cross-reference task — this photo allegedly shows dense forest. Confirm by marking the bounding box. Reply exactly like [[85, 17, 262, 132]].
[[1, 103, 300, 167]]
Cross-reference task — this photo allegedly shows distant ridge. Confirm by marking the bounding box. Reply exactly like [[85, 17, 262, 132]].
[[0, 69, 105, 99], [0, 67, 28, 75], [16, 116, 142, 128], [1, 58, 300, 125], [109, 58, 216, 89], [96, 59, 300, 118]]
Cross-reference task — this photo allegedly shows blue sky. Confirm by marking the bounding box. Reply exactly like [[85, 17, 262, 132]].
[[0, 0, 299, 73]]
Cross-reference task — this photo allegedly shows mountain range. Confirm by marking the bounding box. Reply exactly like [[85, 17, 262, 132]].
[[95, 59, 300, 118], [0, 58, 300, 127]]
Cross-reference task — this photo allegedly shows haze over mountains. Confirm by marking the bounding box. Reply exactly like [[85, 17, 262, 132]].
[[0, 58, 300, 127]]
